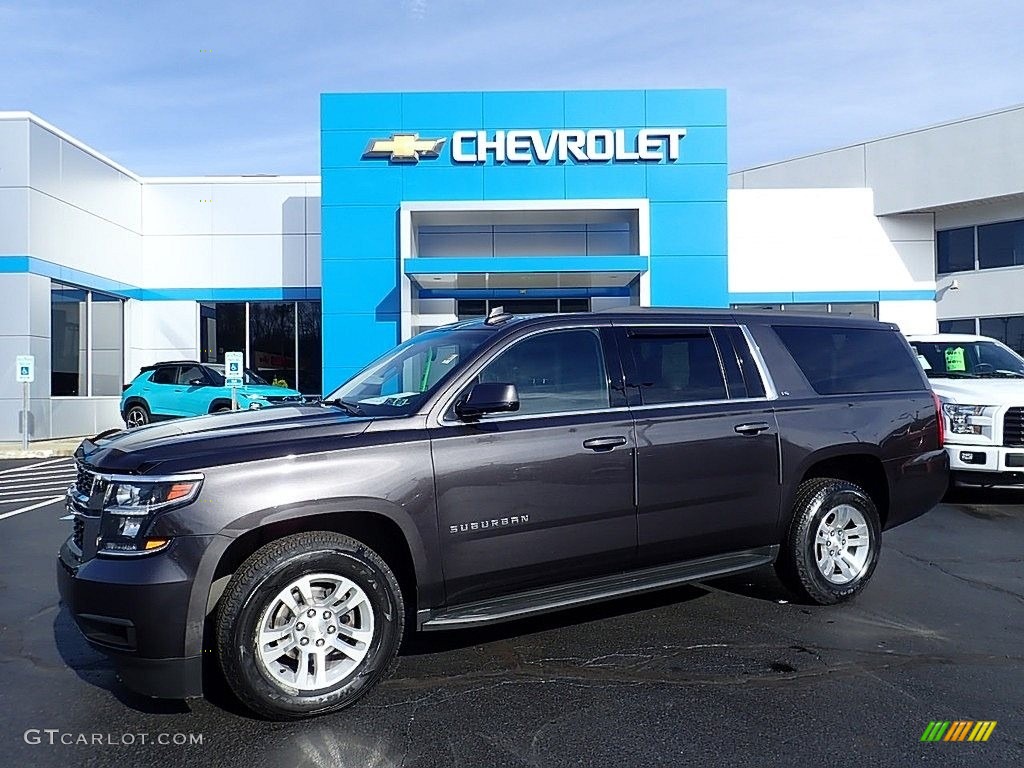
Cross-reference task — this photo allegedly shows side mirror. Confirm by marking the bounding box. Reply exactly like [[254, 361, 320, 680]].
[[188, 378, 206, 387], [455, 382, 520, 420]]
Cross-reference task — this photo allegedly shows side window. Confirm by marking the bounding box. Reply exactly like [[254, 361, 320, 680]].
[[150, 366, 177, 385], [177, 364, 205, 385], [625, 328, 728, 404], [774, 325, 925, 395], [477, 329, 610, 416]]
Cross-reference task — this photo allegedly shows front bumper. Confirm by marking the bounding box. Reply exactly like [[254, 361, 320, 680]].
[[56, 535, 216, 698], [945, 444, 1024, 484]]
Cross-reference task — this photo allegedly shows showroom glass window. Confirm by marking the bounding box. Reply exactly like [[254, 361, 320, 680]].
[[979, 316, 1024, 354], [938, 319, 977, 335], [977, 219, 1024, 270], [50, 282, 124, 397], [936, 227, 975, 274], [199, 301, 322, 394], [731, 302, 877, 319]]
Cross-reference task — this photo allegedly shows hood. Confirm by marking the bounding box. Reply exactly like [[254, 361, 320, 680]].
[[78, 405, 373, 474], [928, 377, 1024, 405]]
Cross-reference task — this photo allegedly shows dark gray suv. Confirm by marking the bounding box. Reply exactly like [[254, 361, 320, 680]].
[[57, 309, 948, 719]]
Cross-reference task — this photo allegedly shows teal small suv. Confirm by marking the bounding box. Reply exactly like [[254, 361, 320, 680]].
[[120, 360, 304, 427]]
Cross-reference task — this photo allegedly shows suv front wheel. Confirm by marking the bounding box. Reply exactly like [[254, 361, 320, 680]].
[[776, 478, 881, 605], [216, 531, 404, 719]]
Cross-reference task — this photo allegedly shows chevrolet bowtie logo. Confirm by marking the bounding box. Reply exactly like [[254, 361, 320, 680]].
[[363, 133, 446, 163]]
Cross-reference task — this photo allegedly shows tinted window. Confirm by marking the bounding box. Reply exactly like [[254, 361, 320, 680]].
[[177, 365, 206, 385], [150, 366, 177, 385], [978, 219, 1024, 270], [937, 227, 975, 274], [625, 329, 727, 404], [774, 325, 924, 395], [938, 319, 976, 335], [979, 315, 1024, 355], [478, 329, 609, 415]]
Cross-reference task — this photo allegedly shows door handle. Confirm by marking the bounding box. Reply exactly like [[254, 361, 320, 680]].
[[734, 422, 770, 436], [583, 436, 628, 451]]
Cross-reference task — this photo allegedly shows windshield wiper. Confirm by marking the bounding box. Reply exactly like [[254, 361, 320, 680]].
[[326, 399, 365, 416], [979, 370, 1024, 378], [928, 372, 979, 378]]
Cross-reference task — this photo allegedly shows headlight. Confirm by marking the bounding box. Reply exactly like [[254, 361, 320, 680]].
[[97, 474, 203, 555], [941, 403, 993, 436]]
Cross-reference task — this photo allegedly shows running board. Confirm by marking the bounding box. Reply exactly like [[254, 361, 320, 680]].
[[419, 545, 778, 630]]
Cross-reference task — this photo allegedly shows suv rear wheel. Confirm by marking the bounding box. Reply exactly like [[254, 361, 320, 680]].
[[216, 531, 404, 720], [776, 478, 881, 605]]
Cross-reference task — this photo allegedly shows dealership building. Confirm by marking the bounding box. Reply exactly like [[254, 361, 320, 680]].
[[2, 89, 1024, 441]]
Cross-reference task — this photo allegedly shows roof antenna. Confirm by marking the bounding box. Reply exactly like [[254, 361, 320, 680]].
[[485, 305, 514, 326]]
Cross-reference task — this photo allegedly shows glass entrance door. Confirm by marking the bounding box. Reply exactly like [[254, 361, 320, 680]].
[[455, 298, 591, 320]]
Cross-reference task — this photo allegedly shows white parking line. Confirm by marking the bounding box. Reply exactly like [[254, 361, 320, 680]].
[[0, 458, 71, 475], [0, 467, 76, 479], [0, 496, 65, 521], [0, 485, 71, 497], [0, 494, 67, 505], [0, 473, 72, 483]]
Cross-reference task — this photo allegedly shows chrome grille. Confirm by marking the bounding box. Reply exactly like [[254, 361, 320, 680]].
[[1005, 407, 1024, 447], [75, 460, 96, 495], [72, 515, 85, 551]]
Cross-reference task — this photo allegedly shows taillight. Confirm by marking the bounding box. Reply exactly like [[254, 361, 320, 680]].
[[932, 392, 944, 448]]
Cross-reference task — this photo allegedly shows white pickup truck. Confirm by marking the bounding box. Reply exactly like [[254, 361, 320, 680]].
[[907, 334, 1024, 488]]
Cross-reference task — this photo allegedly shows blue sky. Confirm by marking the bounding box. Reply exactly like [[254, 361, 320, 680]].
[[1, 0, 1020, 175]]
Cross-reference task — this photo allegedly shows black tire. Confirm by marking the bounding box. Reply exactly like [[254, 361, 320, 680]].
[[213, 406, 231, 413], [776, 478, 881, 605], [124, 402, 150, 428], [215, 531, 404, 720]]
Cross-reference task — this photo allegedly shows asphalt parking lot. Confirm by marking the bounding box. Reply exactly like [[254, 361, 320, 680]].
[[0, 457, 1021, 767]]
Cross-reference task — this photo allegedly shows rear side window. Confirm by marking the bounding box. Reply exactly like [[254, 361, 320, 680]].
[[773, 325, 924, 395], [624, 328, 728, 404], [149, 366, 177, 385], [177, 364, 206, 385]]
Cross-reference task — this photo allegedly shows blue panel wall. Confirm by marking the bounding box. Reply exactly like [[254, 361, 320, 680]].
[[321, 89, 728, 391]]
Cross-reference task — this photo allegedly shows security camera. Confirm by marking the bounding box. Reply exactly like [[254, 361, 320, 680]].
[[950, 279, 961, 291]]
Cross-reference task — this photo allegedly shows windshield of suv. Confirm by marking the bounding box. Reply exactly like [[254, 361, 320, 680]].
[[910, 340, 1024, 378], [204, 365, 270, 386], [324, 326, 495, 416]]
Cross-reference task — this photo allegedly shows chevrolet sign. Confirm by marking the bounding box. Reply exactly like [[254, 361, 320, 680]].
[[452, 128, 687, 163]]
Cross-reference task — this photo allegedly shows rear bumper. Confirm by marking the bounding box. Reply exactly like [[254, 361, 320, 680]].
[[56, 536, 215, 698], [886, 448, 949, 529]]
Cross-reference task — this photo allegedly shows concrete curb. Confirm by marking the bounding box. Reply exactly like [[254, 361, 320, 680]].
[[0, 449, 63, 459], [0, 439, 84, 460]]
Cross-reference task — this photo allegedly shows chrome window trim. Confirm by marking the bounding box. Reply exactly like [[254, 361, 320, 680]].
[[627, 396, 774, 413]]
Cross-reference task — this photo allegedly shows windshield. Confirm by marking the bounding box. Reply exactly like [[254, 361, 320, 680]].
[[324, 327, 494, 416], [205, 364, 270, 386], [910, 340, 1024, 378]]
